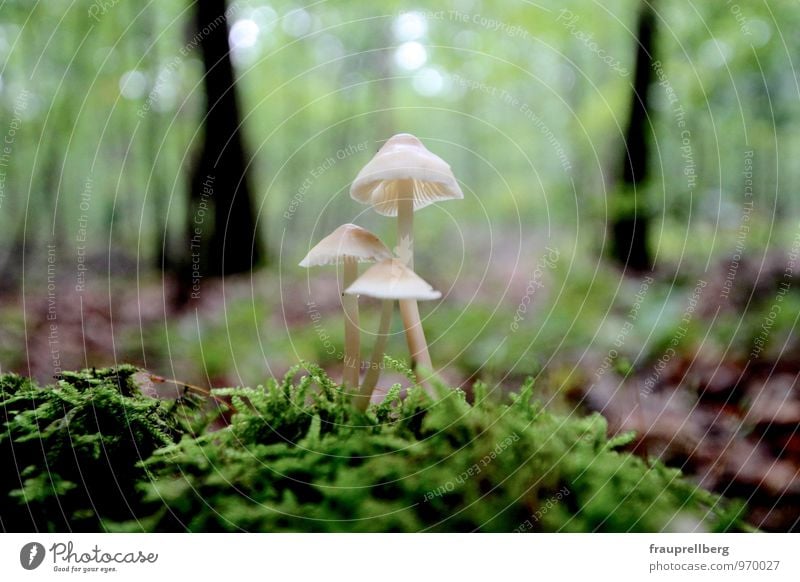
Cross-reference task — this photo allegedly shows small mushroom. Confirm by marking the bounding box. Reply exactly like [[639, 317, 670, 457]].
[[350, 133, 462, 373], [345, 258, 441, 410], [299, 224, 391, 390]]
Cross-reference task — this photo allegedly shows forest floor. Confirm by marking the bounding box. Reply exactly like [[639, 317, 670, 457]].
[[1, 246, 798, 531]]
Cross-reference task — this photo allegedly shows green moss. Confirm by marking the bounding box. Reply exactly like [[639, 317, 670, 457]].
[[1, 363, 748, 532], [0, 366, 205, 531]]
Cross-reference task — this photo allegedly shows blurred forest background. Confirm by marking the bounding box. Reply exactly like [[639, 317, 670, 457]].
[[0, 1, 799, 529]]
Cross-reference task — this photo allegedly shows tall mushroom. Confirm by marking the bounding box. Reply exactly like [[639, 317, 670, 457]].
[[299, 224, 391, 390], [345, 258, 441, 410], [350, 134, 463, 373]]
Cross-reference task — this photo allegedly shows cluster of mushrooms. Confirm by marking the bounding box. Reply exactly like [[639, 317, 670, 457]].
[[300, 134, 463, 410]]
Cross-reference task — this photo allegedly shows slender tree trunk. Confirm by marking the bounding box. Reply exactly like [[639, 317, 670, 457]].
[[610, 1, 656, 272], [186, 0, 262, 285]]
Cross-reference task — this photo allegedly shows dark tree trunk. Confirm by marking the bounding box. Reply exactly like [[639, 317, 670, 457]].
[[184, 0, 262, 291], [610, 1, 656, 272]]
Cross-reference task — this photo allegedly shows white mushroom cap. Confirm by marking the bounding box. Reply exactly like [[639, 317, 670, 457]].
[[299, 223, 392, 267], [344, 258, 442, 300], [350, 133, 463, 216]]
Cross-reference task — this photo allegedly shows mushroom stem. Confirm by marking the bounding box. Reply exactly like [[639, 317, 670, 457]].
[[342, 258, 360, 390], [398, 301, 432, 371], [397, 193, 433, 374], [397, 193, 415, 269], [356, 298, 393, 410]]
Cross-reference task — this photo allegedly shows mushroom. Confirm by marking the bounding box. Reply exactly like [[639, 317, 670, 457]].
[[350, 133, 462, 374], [299, 223, 392, 390], [345, 258, 441, 410]]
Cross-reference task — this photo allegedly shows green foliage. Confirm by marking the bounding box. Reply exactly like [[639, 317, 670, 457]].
[[0, 366, 204, 531], [107, 366, 742, 533], [0, 364, 748, 532], [4, 2, 799, 267]]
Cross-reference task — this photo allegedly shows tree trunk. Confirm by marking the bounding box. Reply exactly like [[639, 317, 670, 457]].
[[185, 0, 262, 286], [610, 1, 656, 272]]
